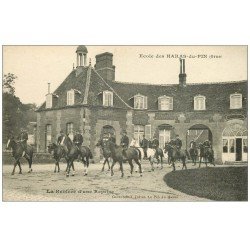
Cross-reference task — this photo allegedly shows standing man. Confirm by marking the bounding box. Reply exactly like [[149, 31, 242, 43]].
[[140, 134, 148, 159], [18, 128, 28, 156]]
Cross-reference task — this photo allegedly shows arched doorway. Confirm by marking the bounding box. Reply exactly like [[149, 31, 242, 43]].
[[101, 125, 116, 141], [186, 124, 212, 149], [158, 124, 174, 148], [222, 122, 247, 162]]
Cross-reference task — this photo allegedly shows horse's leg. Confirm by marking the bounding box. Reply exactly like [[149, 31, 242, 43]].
[[160, 155, 163, 169], [199, 156, 202, 168], [24, 155, 32, 173], [107, 158, 111, 171], [149, 157, 154, 171], [119, 161, 124, 178], [110, 160, 116, 177], [128, 160, 134, 176], [83, 157, 89, 176], [58, 161, 60, 172], [17, 160, 22, 174], [66, 160, 72, 177], [172, 161, 176, 172], [12, 158, 19, 175], [134, 159, 142, 177], [101, 159, 106, 172]]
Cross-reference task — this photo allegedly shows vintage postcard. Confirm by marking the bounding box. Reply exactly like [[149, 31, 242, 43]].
[[2, 45, 248, 201]]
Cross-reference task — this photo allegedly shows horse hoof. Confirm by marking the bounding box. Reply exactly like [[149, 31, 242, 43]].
[[19, 172, 22, 174], [11, 172, 14, 175], [121, 174, 124, 178], [66, 174, 69, 177]]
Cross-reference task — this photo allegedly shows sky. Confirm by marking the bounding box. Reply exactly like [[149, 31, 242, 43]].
[[3, 46, 247, 106]]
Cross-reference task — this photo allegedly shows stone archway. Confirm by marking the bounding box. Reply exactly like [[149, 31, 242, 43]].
[[186, 124, 212, 148]]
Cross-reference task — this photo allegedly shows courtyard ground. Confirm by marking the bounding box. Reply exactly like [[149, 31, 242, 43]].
[[2, 160, 209, 202]]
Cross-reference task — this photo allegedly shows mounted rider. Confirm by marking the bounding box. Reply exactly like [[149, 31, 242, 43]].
[[140, 134, 148, 159], [57, 130, 69, 154], [203, 139, 212, 149], [120, 130, 129, 158], [174, 134, 182, 157], [73, 130, 83, 151], [152, 135, 160, 160], [17, 128, 28, 156]]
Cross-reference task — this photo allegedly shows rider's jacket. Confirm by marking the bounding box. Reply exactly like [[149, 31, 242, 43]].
[[73, 133, 83, 145]]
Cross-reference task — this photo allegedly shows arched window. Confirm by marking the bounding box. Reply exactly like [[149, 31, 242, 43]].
[[230, 93, 242, 109], [67, 89, 75, 105], [194, 95, 206, 110], [158, 96, 173, 110]]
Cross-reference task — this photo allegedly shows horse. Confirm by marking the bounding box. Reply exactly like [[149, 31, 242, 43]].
[[137, 147, 164, 171], [6, 136, 33, 175], [164, 143, 189, 171], [62, 136, 93, 177], [96, 139, 111, 172], [189, 147, 198, 165], [47, 143, 75, 173], [198, 144, 215, 168], [106, 140, 142, 177]]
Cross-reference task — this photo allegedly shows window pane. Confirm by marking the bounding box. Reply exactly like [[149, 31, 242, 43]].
[[223, 139, 228, 153], [243, 139, 248, 153], [134, 125, 145, 144], [229, 139, 235, 153], [230, 94, 242, 109]]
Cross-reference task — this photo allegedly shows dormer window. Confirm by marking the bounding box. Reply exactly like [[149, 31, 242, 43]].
[[194, 95, 206, 110], [158, 96, 173, 110], [46, 94, 52, 109], [230, 93, 242, 109], [103, 91, 113, 107], [67, 89, 75, 105], [134, 94, 147, 109]]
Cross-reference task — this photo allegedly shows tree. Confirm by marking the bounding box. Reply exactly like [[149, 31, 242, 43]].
[[3, 73, 17, 95], [2, 73, 37, 143]]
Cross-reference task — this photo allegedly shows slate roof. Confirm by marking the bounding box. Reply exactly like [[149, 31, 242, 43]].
[[37, 64, 247, 114]]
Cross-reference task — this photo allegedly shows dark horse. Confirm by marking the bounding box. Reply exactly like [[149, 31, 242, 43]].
[[47, 143, 75, 173], [106, 140, 142, 177], [96, 139, 111, 172], [189, 147, 198, 166], [198, 144, 215, 168], [6, 136, 33, 175], [164, 143, 189, 171], [62, 136, 93, 177]]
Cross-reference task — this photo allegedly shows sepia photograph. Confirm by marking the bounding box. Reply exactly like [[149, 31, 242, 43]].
[[2, 45, 248, 202]]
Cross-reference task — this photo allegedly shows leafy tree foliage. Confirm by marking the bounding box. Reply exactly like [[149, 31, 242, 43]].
[[2, 73, 37, 143]]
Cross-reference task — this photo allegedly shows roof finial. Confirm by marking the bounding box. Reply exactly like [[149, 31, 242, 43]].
[[73, 63, 75, 70], [89, 58, 92, 66]]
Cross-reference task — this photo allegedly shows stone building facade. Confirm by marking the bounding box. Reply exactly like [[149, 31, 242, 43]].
[[36, 46, 248, 164]]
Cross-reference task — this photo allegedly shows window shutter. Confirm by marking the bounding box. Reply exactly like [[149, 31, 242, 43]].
[[111, 92, 113, 106], [145, 125, 151, 140], [158, 98, 161, 110], [144, 96, 148, 109], [169, 97, 173, 110]]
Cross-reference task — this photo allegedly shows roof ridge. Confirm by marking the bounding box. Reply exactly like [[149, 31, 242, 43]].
[[92, 68, 132, 109], [113, 79, 247, 86]]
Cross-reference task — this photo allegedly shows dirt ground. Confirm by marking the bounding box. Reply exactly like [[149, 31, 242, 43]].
[[2, 160, 208, 202]]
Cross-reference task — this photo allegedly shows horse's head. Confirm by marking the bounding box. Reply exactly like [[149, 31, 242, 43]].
[[6, 135, 15, 150]]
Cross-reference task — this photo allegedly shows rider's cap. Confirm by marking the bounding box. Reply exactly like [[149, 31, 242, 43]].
[[60, 130, 63, 133]]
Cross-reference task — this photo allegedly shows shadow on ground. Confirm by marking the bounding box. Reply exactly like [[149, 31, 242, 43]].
[[164, 167, 248, 201]]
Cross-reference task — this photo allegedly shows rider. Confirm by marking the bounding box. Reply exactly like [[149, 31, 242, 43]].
[[152, 135, 160, 160], [190, 139, 197, 149], [57, 130, 64, 145], [174, 134, 182, 157], [120, 130, 129, 158], [203, 139, 212, 149], [73, 130, 83, 149], [17, 128, 28, 156], [140, 134, 148, 159]]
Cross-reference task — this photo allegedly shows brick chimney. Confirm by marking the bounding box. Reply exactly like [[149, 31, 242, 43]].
[[179, 59, 187, 87], [94, 52, 115, 81]]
